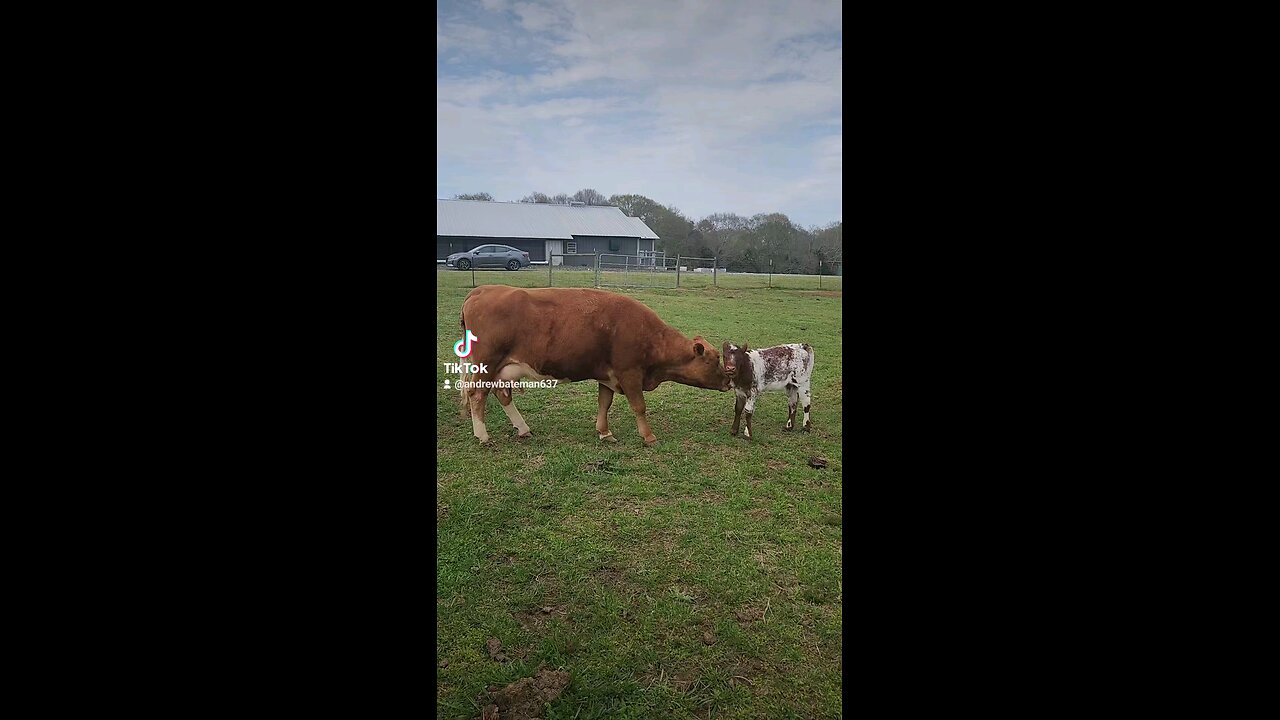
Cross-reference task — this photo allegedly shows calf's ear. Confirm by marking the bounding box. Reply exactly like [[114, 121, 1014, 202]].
[[694, 342, 705, 356]]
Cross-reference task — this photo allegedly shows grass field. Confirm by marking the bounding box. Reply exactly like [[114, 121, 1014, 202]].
[[437, 270, 843, 719]]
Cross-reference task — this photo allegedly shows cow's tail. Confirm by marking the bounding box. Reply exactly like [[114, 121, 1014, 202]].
[[458, 310, 471, 417], [802, 343, 815, 377]]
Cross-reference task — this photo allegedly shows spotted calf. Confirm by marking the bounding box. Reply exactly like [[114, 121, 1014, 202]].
[[721, 342, 815, 439]]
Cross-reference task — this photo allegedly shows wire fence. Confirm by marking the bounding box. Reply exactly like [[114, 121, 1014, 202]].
[[443, 254, 842, 291]]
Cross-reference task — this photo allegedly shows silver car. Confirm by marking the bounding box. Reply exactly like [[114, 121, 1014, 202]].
[[445, 244, 531, 271]]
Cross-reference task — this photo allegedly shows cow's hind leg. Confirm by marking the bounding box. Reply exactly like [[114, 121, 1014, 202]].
[[468, 387, 492, 444], [597, 384, 617, 442], [785, 384, 799, 431], [494, 365, 533, 438], [495, 387, 532, 439]]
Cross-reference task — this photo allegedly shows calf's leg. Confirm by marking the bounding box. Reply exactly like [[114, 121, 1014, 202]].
[[785, 384, 799, 431], [743, 393, 758, 439], [730, 393, 746, 436], [801, 381, 813, 432]]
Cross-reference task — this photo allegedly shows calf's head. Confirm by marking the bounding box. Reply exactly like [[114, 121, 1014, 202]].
[[721, 342, 749, 382]]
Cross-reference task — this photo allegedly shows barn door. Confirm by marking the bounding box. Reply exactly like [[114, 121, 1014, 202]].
[[547, 240, 564, 265]]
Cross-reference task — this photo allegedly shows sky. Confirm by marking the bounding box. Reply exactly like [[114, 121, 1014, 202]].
[[437, 0, 842, 229]]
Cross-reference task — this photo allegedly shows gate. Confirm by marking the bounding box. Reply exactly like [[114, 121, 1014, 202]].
[[596, 253, 678, 289], [547, 253, 599, 287]]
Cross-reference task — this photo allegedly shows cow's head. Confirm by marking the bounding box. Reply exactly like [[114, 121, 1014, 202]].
[[678, 336, 731, 391], [722, 341, 748, 381]]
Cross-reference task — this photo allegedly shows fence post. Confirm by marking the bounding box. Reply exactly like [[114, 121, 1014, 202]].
[[676, 254, 681, 288], [549, 256, 553, 287], [819, 260, 822, 290], [471, 265, 475, 288], [714, 257, 718, 287], [625, 254, 629, 286], [769, 258, 772, 288]]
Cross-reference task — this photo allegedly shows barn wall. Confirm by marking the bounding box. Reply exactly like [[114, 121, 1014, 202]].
[[558, 236, 646, 266]]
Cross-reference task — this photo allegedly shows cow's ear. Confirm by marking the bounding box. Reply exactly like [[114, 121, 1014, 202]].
[[694, 342, 705, 356], [742, 343, 748, 352]]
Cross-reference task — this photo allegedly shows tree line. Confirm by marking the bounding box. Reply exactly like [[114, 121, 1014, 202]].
[[451, 189, 842, 274]]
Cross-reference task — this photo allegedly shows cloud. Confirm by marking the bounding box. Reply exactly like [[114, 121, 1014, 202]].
[[437, 0, 842, 227]]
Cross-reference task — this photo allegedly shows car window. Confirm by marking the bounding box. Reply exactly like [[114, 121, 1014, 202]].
[[476, 246, 494, 254]]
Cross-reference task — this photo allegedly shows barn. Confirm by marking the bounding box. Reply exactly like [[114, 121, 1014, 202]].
[[438, 199, 661, 267]]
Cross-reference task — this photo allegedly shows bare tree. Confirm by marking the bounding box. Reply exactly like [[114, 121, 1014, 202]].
[[520, 192, 553, 203], [572, 188, 609, 205], [551, 193, 572, 205], [454, 192, 494, 201]]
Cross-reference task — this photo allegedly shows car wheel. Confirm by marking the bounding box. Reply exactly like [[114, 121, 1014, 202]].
[[507, 260, 520, 271], [458, 258, 471, 270]]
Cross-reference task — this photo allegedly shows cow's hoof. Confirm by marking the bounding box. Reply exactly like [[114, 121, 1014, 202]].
[[599, 432, 617, 443], [477, 437, 493, 446], [516, 430, 533, 440], [730, 429, 739, 436], [784, 424, 794, 432], [803, 425, 812, 433], [643, 437, 658, 447]]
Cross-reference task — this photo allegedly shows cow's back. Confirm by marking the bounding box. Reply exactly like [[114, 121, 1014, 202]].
[[461, 286, 665, 380]]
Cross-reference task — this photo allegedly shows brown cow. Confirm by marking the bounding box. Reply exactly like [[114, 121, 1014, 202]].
[[458, 285, 731, 445]]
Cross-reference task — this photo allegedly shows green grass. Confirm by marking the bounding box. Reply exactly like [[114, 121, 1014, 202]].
[[437, 270, 843, 719]]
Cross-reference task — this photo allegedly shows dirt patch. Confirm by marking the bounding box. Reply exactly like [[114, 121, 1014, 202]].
[[699, 490, 726, 503], [765, 460, 788, 472], [437, 504, 450, 520], [593, 566, 623, 584], [639, 666, 701, 694], [729, 658, 772, 692], [478, 666, 570, 720], [798, 290, 842, 298], [734, 605, 765, 623], [486, 637, 510, 662], [512, 605, 569, 631], [747, 507, 772, 520], [526, 455, 546, 471], [670, 668, 700, 693]]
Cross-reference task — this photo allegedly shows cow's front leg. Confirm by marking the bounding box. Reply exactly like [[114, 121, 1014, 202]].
[[597, 383, 617, 442], [621, 386, 657, 446], [742, 393, 758, 439], [731, 392, 746, 435]]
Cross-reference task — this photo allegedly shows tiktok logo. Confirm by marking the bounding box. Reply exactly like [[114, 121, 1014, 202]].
[[454, 330, 478, 358]]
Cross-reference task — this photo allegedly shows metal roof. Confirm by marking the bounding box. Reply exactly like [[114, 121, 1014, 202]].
[[438, 199, 660, 240]]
